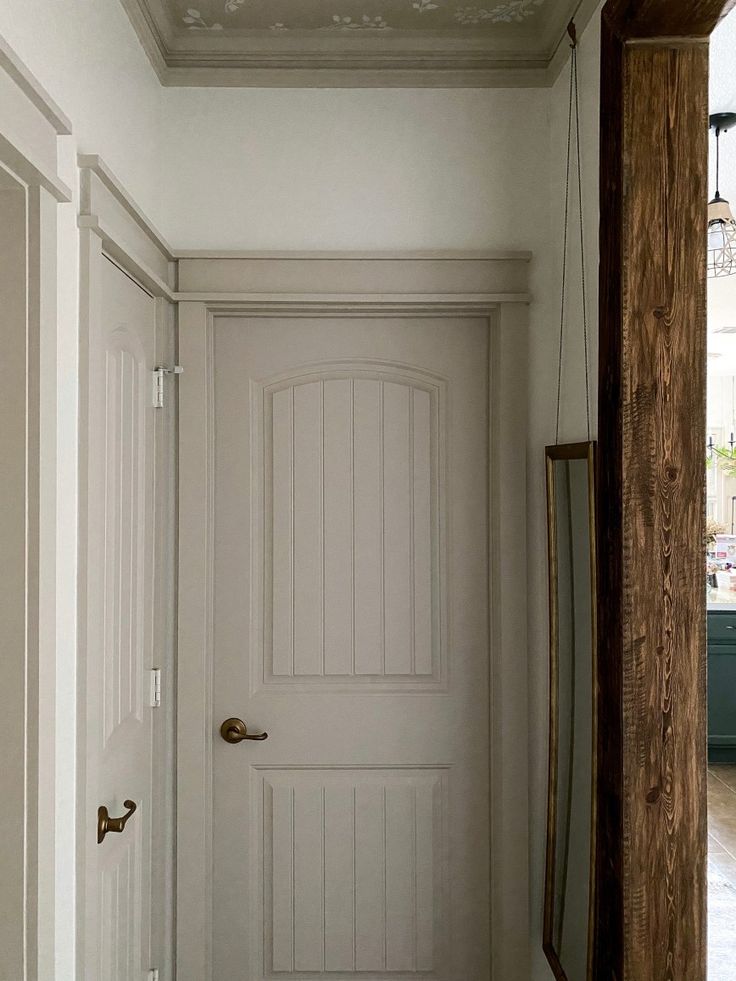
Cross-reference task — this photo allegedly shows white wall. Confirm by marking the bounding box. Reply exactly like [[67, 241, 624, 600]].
[[0, 0, 163, 223], [162, 86, 550, 252]]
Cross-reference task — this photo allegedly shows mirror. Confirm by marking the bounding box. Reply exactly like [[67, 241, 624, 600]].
[[543, 442, 597, 981]]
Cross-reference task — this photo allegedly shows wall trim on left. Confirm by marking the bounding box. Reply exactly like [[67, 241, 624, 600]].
[[76, 153, 177, 981], [0, 32, 71, 981]]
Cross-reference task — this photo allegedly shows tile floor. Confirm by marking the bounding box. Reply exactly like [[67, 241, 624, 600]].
[[708, 765, 736, 979]]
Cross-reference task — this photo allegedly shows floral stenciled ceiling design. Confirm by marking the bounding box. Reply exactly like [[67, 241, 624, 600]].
[[121, 0, 577, 85], [176, 0, 548, 32]]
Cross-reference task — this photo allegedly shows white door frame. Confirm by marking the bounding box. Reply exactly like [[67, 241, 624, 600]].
[[76, 156, 178, 979], [176, 253, 532, 980], [0, 36, 71, 980]]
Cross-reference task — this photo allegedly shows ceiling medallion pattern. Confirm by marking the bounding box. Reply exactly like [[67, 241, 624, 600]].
[[183, 8, 223, 28], [120, 0, 593, 86], [179, 0, 547, 32], [455, 1, 546, 25]]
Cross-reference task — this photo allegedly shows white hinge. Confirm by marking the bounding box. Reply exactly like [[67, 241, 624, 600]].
[[152, 364, 183, 408], [149, 668, 162, 708], [147, 970, 160, 981]]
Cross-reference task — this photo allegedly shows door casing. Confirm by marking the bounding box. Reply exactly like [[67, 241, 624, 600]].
[[175, 252, 531, 981], [0, 39, 72, 980]]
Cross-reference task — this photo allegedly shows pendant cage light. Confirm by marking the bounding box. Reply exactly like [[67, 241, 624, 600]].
[[708, 112, 736, 279]]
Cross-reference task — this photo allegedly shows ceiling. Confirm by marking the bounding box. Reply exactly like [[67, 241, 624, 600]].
[[120, 0, 598, 86]]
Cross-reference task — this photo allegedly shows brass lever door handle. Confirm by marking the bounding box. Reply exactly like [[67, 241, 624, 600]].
[[220, 717, 268, 743], [97, 799, 137, 844]]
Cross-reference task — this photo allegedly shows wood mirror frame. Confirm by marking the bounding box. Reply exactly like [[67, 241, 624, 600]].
[[544, 442, 597, 981], [596, 0, 736, 976]]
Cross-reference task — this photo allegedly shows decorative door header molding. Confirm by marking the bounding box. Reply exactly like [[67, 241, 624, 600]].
[[76, 154, 533, 308], [175, 252, 531, 307]]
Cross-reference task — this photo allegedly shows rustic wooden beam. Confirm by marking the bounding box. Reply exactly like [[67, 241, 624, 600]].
[[594, 17, 625, 979], [596, 1, 734, 976], [603, 0, 736, 39]]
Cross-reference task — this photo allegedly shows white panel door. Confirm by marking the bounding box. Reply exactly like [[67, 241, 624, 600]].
[[83, 256, 157, 980], [208, 316, 489, 980]]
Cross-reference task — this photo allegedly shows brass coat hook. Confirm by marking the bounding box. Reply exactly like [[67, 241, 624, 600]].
[[97, 799, 137, 844]]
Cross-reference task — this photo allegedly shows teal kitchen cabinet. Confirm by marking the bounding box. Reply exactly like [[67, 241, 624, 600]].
[[708, 609, 736, 763]]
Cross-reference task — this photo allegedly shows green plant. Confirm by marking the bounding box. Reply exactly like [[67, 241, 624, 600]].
[[708, 446, 736, 477]]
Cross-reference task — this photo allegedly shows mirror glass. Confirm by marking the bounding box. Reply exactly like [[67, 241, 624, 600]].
[[543, 443, 597, 981]]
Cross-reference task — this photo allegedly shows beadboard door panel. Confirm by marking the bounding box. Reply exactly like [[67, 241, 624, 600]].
[[82, 254, 156, 980], [252, 364, 445, 691]]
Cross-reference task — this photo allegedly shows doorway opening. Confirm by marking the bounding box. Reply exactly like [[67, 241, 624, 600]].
[[706, 11, 736, 977], [174, 256, 531, 979]]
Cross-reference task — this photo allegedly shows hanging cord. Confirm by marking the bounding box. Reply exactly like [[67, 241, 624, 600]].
[[555, 20, 591, 444], [573, 31, 591, 442], [554, 24, 574, 445]]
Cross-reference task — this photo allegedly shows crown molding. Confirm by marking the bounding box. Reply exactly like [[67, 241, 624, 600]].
[[119, 0, 600, 88], [118, 0, 170, 76], [162, 64, 550, 88]]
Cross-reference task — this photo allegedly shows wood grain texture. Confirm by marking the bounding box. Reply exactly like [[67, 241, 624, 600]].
[[622, 41, 708, 980], [603, 0, 736, 39], [596, 3, 726, 974]]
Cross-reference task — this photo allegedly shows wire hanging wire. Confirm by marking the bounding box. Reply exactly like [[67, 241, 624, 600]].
[[555, 21, 591, 445], [573, 33, 591, 443], [554, 36, 574, 445]]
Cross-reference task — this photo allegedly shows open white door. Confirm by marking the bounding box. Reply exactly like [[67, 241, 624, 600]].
[[81, 253, 158, 980], [180, 312, 492, 980]]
